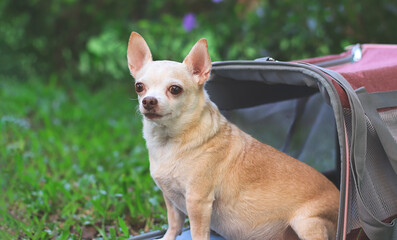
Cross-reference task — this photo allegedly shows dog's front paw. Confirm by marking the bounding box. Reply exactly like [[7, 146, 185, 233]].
[[156, 237, 175, 240], [157, 231, 178, 240]]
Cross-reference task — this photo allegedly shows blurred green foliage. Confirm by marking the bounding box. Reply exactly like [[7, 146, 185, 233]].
[[1, 0, 397, 85]]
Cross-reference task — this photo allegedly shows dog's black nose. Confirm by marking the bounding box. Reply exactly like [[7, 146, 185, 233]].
[[142, 96, 158, 110]]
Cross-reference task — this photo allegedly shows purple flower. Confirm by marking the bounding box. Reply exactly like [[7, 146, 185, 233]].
[[212, 0, 223, 3], [182, 13, 196, 32]]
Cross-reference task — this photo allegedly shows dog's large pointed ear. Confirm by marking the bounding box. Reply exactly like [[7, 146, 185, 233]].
[[183, 39, 211, 85], [127, 32, 152, 78]]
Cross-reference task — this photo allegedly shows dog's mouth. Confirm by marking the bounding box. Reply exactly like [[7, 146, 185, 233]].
[[143, 112, 170, 120], [144, 113, 162, 119]]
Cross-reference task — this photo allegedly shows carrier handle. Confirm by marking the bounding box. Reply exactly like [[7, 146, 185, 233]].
[[314, 44, 362, 68], [356, 87, 397, 174]]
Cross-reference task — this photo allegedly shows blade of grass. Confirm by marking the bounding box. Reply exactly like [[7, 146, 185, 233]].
[[95, 226, 108, 240], [118, 217, 129, 237]]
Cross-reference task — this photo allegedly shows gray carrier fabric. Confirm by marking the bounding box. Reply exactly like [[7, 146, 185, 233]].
[[379, 109, 397, 142], [221, 92, 337, 173]]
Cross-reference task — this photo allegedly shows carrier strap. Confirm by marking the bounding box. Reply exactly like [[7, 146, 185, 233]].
[[302, 65, 368, 181]]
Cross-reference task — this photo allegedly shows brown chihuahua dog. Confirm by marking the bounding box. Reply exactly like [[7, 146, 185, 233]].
[[127, 32, 339, 240]]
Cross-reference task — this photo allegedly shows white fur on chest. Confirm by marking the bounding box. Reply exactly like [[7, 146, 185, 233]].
[[145, 129, 190, 214]]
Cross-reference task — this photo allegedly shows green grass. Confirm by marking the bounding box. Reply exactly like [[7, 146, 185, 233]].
[[0, 78, 166, 239]]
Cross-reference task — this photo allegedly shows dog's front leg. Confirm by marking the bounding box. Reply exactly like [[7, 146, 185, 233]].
[[162, 194, 186, 240], [186, 191, 214, 240]]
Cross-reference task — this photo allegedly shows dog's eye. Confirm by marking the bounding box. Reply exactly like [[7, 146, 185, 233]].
[[135, 83, 144, 93], [169, 85, 183, 95]]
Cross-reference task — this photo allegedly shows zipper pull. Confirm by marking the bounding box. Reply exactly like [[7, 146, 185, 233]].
[[254, 57, 277, 62]]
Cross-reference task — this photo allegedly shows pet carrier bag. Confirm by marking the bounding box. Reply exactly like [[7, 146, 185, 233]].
[[131, 44, 397, 240]]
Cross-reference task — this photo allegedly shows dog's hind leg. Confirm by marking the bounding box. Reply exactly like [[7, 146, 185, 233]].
[[289, 216, 336, 240]]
